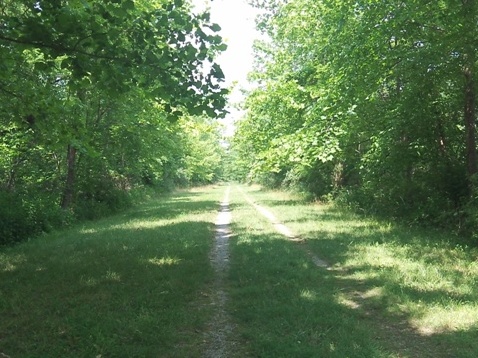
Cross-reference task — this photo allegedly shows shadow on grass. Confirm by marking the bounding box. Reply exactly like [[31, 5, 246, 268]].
[[329, 262, 478, 357], [125, 194, 218, 222], [234, 185, 478, 356], [229, 224, 478, 357], [228, 229, 389, 357], [299, 225, 478, 357], [0, 194, 218, 357]]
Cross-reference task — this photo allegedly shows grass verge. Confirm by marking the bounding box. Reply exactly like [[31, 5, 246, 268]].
[[228, 185, 478, 357], [0, 186, 224, 357]]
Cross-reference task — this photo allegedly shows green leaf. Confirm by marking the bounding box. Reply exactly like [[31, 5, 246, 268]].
[[217, 43, 228, 52], [205, 107, 216, 117], [209, 23, 221, 32], [211, 64, 225, 80], [122, 0, 135, 11]]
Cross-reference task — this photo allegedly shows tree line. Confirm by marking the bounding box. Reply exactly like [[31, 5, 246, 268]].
[[231, 0, 478, 236], [0, 0, 228, 244]]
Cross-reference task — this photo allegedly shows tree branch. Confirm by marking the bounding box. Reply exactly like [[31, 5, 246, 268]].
[[0, 34, 121, 61]]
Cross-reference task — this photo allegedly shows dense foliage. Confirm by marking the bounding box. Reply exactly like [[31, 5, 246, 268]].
[[0, 0, 228, 244], [232, 0, 478, 234]]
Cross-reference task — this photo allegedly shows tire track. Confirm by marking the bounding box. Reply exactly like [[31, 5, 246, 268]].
[[239, 187, 330, 269], [203, 186, 236, 358]]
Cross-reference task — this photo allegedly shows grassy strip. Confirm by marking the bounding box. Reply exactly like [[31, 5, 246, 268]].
[[0, 186, 224, 357], [230, 185, 478, 357], [228, 186, 387, 357]]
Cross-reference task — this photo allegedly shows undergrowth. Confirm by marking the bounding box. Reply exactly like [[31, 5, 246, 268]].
[[0, 186, 224, 357]]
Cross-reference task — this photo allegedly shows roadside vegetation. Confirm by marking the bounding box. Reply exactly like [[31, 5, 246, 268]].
[[0, 0, 228, 245], [0, 187, 224, 357], [228, 185, 478, 357], [231, 0, 478, 237], [1, 184, 477, 357]]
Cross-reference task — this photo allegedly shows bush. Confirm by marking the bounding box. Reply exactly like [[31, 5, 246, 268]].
[[75, 180, 132, 221], [0, 190, 74, 245], [0, 191, 33, 245]]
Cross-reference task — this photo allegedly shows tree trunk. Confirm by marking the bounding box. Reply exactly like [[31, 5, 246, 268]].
[[464, 66, 477, 187], [462, 0, 478, 193], [61, 144, 77, 210]]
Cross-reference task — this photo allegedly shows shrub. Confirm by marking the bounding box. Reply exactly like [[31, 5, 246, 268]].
[[0, 190, 74, 245], [75, 179, 132, 221], [0, 191, 32, 245]]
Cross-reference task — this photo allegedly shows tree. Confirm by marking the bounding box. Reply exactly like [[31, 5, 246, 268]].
[[178, 116, 226, 185], [0, 0, 229, 243], [234, 0, 478, 230]]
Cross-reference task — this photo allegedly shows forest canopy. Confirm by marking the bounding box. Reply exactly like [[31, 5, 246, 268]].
[[0, 0, 228, 244], [4, 0, 478, 244], [231, 0, 478, 236]]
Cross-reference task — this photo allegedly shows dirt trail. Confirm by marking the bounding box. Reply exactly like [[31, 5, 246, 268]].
[[239, 187, 330, 269], [203, 186, 236, 358], [203, 186, 329, 357]]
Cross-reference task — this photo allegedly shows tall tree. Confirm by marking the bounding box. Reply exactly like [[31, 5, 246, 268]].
[[235, 0, 478, 229], [0, 0, 229, 242]]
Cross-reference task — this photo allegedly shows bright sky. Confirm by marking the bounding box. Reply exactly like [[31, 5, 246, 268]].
[[192, 0, 260, 135]]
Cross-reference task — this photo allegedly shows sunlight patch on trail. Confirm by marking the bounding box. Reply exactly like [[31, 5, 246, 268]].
[[411, 305, 478, 335], [240, 190, 296, 239]]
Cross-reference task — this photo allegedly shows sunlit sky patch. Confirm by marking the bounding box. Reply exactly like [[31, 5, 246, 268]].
[[192, 0, 260, 135]]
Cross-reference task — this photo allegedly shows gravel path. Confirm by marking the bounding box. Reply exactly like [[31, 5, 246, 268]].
[[203, 186, 236, 358], [202, 186, 329, 357]]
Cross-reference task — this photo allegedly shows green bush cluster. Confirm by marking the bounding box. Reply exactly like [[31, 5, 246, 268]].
[[229, 0, 478, 239], [0, 191, 71, 245], [75, 184, 132, 221]]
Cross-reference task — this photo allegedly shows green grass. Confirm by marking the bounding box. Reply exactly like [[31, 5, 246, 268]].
[[228, 187, 388, 357], [0, 186, 224, 357], [229, 185, 478, 357], [2, 184, 477, 357]]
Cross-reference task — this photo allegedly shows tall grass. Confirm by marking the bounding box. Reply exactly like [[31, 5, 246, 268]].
[[0, 186, 224, 357]]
